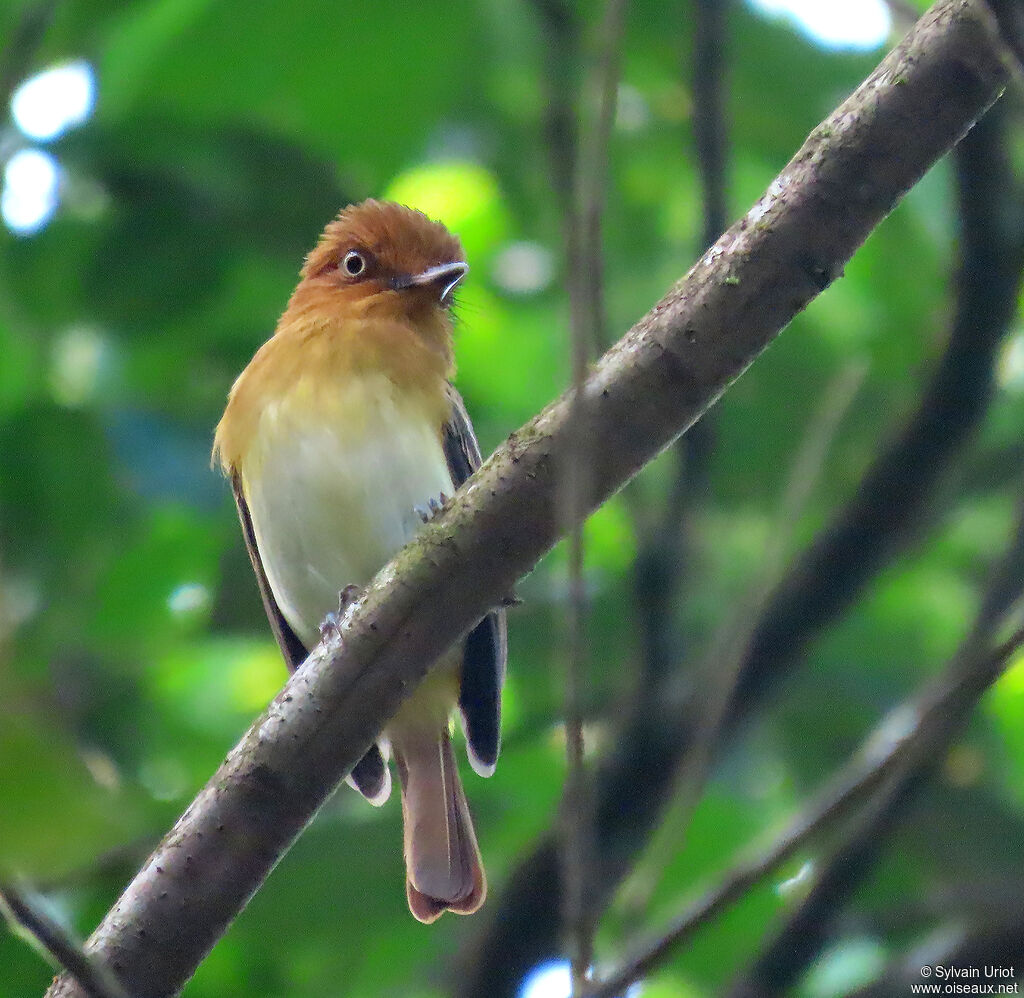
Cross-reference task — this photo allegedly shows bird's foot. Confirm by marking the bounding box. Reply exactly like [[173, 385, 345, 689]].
[[319, 584, 363, 641], [319, 613, 341, 643], [414, 492, 450, 524]]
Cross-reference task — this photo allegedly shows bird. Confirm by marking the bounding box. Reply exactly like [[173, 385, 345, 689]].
[[213, 200, 506, 923]]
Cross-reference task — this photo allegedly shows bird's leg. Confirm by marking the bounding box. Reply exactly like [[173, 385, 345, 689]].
[[319, 584, 364, 642], [414, 491, 450, 524]]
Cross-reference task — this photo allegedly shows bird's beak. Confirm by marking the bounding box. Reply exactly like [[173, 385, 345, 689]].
[[393, 261, 469, 304]]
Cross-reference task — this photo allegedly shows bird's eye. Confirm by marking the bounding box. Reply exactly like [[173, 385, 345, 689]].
[[342, 250, 366, 276]]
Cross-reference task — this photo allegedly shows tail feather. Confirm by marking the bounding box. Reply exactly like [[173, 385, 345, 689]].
[[392, 728, 486, 924]]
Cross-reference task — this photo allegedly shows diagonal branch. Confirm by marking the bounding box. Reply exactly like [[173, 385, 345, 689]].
[[592, 485, 1024, 998], [46, 3, 1009, 995], [692, 0, 731, 251], [0, 883, 128, 998], [582, 622, 1024, 998], [724, 93, 1024, 998], [610, 498, 1024, 998], [459, 4, 1019, 994], [727, 89, 1024, 732]]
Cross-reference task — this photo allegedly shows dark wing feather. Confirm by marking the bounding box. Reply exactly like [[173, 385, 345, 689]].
[[231, 470, 307, 672], [230, 470, 389, 802], [443, 386, 508, 776]]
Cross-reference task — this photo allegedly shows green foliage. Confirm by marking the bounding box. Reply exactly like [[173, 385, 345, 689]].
[[1, 1, 1023, 996]]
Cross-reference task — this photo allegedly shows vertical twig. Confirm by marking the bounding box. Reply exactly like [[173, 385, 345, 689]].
[[623, 359, 865, 913], [562, 3, 630, 992], [526, 1, 589, 983], [533, 0, 581, 212], [692, 0, 731, 249], [574, 0, 629, 351]]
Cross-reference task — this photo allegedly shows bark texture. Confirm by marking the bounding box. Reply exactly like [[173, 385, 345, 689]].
[[47, 3, 1008, 995]]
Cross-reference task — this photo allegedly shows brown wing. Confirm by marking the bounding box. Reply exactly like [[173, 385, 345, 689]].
[[442, 386, 508, 777], [230, 470, 389, 802]]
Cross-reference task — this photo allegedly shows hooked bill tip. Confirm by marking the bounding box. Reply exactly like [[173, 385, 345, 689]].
[[395, 261, 469, 303]]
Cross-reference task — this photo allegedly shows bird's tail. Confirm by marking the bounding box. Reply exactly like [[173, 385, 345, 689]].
[[391, 727, 486, 923]]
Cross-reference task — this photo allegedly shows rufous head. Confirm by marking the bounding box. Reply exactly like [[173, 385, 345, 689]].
[[295, 200, 468, 321]]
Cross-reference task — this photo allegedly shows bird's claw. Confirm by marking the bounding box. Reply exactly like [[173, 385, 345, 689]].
[[338, 583, 362, 614], [414, 492, 449, 524], [319, 612, 341, 643], [319, 585, 363, 641]]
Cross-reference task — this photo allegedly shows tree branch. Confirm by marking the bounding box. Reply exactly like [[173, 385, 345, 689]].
[[46, 4, 1009, 995], [530, 0, 580, 213], [727, 494, 1024, 998], [459, 4, 1016, 994], [583, 615, 1024, 998], [729, 84, 1024, 734]]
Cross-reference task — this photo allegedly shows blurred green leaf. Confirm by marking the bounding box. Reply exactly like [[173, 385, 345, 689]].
[[0, 713, 143, 878]]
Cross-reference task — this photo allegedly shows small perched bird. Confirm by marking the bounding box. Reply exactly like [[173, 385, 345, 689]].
[[213, 200, 506, 922]]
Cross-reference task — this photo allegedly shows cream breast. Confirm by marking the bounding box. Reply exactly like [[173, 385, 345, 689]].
[[241, 371, 453, 649]]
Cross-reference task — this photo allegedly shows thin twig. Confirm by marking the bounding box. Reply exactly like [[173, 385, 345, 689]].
[[0, 884, 128, 998], [728, 494, 1024, 998], [583, 623, 1024, 998], [622, 360, 865, 914], [457, 7, 1011, 996], [692, 0, 731, 249], [530, 0, 580, 211], [575, 0, 629, 351], [562, 2, 630, 991]]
